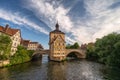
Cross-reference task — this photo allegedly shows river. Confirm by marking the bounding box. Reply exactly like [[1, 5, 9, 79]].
[[0, 55, 104, 80]]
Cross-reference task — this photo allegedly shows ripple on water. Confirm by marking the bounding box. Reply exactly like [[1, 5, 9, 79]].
[[0, 59, 104, 80], [65, 60, 104, 80]]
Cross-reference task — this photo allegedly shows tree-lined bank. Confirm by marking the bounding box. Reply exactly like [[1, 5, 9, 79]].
[[86, 33, 120, 80], [0, 34, 34, 67]]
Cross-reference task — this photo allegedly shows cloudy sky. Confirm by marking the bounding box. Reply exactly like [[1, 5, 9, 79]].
[[0, 0, 120, 49]]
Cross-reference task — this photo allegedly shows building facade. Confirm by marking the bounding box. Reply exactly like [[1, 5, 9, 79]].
[[28, 42, 39, 50], [49, 23, 66, 61], [21, 39, 43, 51], [0, 24, 21, 55], [21, 39, 30, 49]]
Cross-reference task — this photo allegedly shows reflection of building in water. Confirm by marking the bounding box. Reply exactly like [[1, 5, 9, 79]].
[[49, 23, 66, 61], [47, 62, 66, 80]]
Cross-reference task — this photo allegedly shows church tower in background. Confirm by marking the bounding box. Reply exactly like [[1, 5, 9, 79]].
[[49, 22, 66, 61]]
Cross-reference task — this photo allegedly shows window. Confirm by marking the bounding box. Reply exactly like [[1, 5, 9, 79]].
[[12, 37, 14, 40], [16, 38, 18, 41], [12, 49, 14, 52], [14, 43, 16, 46]]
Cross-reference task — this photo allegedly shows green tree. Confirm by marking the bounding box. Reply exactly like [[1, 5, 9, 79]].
[[95, 33, 120, 64], [86, 33, 120, 80], [10, 45, 34, 65], [107, 41, 120, 67], [0, 34, 12, 60], [73, 42, 79, 49], [86, 43, 98, 61], [66, 44, 71, 49], [66, 42, 80, 49]]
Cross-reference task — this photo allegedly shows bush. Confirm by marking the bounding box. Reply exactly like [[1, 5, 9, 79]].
[[10, 46, 34, 65], [86, 33, 120, 80], [66, 42, 79, 49], [87, 33, 120, 63], [0, 34, 11, 60]]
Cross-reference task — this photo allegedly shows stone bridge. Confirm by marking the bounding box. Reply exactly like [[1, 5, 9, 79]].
[[32, 49, 50, 56], [32, 49, 86, 59], [66, 49, 86, 58]]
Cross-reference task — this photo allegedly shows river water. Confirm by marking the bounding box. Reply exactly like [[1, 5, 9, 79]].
[[0, 55, 104, 80]]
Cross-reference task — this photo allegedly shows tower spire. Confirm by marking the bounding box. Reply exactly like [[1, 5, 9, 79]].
[[55, 21, 59, 31]]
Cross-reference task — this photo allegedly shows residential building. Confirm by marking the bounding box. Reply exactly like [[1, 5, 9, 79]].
[[21, 39, 43, 51], [80, 44, 87, 50], [28, 42, 38, 50], [0, 24, 21, 55], [37, 44, 43, 50], [21, 39, 30, 49]]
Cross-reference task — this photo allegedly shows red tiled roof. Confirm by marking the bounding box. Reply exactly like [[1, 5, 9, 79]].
[[21, 39, 30, 45], [37, 44, 44, 49], [30, 42, 38, 44], [0, 26, 4, 31], [0, 25, 19, 36]]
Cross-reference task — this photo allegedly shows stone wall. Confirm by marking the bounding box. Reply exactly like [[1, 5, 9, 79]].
[[0, 60, 10, 67]]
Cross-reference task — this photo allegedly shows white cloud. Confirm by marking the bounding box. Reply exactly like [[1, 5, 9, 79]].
[[84, 0, 120, 41], [25, 0, 120, 44], [26, 0, 76, 44], [0, 9, 49, 34]]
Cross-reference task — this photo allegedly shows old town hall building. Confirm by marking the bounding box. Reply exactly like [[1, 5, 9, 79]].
[[49, 23, 66, 61]]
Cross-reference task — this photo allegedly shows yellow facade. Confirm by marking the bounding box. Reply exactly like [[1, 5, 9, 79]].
[[10, 31, 21, 55], [49, 23, 66, 61]]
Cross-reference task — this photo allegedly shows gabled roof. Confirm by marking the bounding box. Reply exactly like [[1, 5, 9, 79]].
[[21, 39, 30, 46], [50, 35, 65, 44], [0, 25, 19, 36], [30, 42, 38, 44], [0, 26, 4, 31], [37, 44, 44, 49]]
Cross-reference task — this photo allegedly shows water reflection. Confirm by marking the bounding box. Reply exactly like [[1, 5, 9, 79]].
[[0, 56, 104, 80], [105, 67, 120, 80], [47, 62, 66, 80]]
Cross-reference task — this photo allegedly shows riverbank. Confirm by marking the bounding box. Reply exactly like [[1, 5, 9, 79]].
[[0, 60, 10, 68], [0, 59, 31, 68], [0, 46, 34, 68]]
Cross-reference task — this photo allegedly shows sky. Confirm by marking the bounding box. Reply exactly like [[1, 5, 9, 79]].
[[0, 0, 120, 49]]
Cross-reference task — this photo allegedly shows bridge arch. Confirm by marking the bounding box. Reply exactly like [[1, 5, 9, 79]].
[[32, 50, 50, 56], [66, 49, 86, 59], [32, 50, 50, 60], [31, 49, 86, 61], [32, 53, 42, 61]]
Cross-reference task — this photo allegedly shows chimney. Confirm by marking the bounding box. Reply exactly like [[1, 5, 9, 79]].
[[4, 24, 9, 32]]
